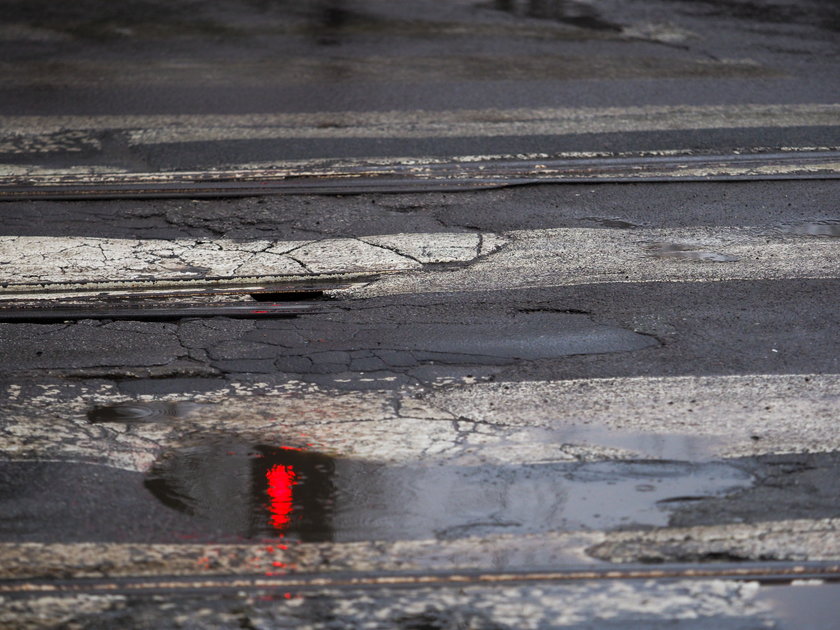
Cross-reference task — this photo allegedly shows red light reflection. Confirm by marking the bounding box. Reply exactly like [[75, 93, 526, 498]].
[[265, 464, 296, 531]]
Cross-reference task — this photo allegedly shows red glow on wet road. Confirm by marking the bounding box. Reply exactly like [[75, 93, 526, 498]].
[[265, 464, 296, 530]]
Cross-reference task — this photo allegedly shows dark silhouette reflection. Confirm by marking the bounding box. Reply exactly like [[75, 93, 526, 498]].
[[1, 451, 752, 544], [145, 452, 750, 542], [312, 0, 349, 45], [144, 443, 339, 541], [495, 0, 622, 32]]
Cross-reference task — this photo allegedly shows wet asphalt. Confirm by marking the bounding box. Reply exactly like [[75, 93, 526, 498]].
[[2, 1, 840, 628], [1, 0, 839, 172], [2, 179, 840, 628]]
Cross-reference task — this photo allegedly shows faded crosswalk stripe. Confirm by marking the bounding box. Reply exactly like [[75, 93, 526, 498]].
[[1, 224, 838, 296], [1, 103, 838, 151]]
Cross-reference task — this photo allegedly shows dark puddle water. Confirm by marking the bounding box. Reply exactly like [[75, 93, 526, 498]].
[[493, 0, 622, 32], [0, 443, 750, 543], [783, 220, 840, 238], [645, 242, 740, 262], [756, 582, 840, 630], [88, 401, 200, 423]]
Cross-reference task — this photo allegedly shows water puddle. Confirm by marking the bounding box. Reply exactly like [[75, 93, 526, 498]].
[[782, 220, 840, 237], [390, 310, 657, 362], [756, 582, 840, 630], [146, 446, 750, 541], [145, 443, 338, 542], [645, 242, 740, 262], [0, 442, 751, 543], [559, 425, 720, 461], [493, 0, 622, 32], [87, 401, 201, 423]]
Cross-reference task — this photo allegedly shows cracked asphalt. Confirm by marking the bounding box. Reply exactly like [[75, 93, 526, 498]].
[[1, 0, 840, 628], [2, 179, 840, 628]]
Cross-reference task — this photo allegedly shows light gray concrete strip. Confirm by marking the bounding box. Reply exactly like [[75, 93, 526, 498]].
[[4, 148, 838, 182], [427, 374, 840, 459], [1, 104, 837, 146], [0, 232, 505, 294], [2, 224, 837, 296], [352, 225, 840, 297], [2, 374, 837, 474], [0, 381, 583, 472], [590, 518, 840, 564]]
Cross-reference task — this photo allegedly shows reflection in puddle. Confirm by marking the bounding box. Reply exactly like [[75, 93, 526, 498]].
[[311, 0, 351, 45], [645, 242, 740, 262], [143, 442, 751, 542], [88, 401, 200, 423], [784, 220, 840, 237], [493, 0, 622, 32], [145, 444, 336, 542]]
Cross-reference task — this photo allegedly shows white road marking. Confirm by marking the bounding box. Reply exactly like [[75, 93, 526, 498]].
[[0, 517, 837, 581], [2, 225, 836, 296], [355, 225, 840, 297], [1, 374, 837, 473], [0, 103, 837, 147], [3, 146, 838, 180], [426, 373, 840, 459], [0, 233, 506, 293]]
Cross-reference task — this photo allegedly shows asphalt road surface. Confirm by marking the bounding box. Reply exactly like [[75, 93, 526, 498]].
[[1, 1, 840, 628], [1, 0, 839, 188]]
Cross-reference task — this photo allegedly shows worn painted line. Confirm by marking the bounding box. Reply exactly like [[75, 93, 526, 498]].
[[2, 151, 838, 199], [1, 520, 837, 582], [3, 147, 837, 177], [0, 233, 507, 295], [426, 373, 840, 459], [2, 374, 838, 473], [0, 274, 382, 300], [1, 104, 838, 145], [2, 562, 839, 598], [0, 533, 594, 582], [1, 225, 837, 297], [351, 225, 840, 298], [0, 578, 789, 629]]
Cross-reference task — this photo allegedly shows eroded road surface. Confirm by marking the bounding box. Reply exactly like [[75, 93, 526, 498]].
[[1, 0, 840, 628], [2, 180, 840, 628]]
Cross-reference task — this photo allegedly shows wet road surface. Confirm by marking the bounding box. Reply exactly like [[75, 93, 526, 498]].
[[2, 178, 840, 627], [2, 1, 840, 628], [1, 0, 839, 190]]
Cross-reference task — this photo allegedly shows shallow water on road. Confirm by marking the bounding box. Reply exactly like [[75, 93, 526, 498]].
[[782, 220, 840, 237], [756, 582, 840, 630], [160, 444, 750, 541], [645, 242, 740, 262], [0, 440, 752, 543], [87, 401, 201, 423]]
